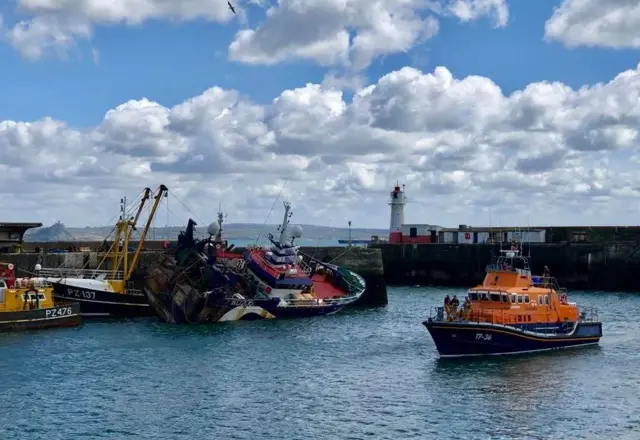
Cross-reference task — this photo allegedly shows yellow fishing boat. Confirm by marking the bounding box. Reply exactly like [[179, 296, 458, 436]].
[[0, 262, 82, 331], [39, 185, 167, 318]]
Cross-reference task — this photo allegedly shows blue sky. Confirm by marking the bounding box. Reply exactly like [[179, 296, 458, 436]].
[[2, 0, 640, 228], [1, 0, 638, 128]]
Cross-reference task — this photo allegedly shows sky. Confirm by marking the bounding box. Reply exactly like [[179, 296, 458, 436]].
[[1, 0, 640, 230]]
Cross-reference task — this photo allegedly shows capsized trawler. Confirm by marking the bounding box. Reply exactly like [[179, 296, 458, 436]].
[[422, 245, 603, 358], [38, 185, 168, 318], [242, 201, 367, 316], [0, 262, 82, 331], [143, 201, 367, 323]]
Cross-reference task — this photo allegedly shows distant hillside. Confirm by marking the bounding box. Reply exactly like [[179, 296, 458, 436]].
[[24, 221, 389, 243], [25, 221, 78, 242]]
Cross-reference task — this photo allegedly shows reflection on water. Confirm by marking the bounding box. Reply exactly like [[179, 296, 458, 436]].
[[0, 286, 638, 439]]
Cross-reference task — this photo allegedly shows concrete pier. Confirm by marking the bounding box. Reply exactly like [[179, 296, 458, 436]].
[[0, 246, 388, 307]]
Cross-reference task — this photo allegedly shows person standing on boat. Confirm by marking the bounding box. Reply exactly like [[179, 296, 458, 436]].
[[443, 295, 451, 320], [463, 297, 472, 320], [451, 295, 460, 311]]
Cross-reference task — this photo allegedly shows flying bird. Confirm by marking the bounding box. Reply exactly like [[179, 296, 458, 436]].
[[228, 1, 236, 14]]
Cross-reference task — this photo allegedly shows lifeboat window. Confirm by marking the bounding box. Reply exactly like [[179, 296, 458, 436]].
[[544, 295, 549, 305], [538, 295, 543, 304], [501, 294, 508, 303], [481, 293, 489, 301], [511, 294, 516, 303], [524, 295, 530, 303], [469, 293, 478, 301], [490, 293, 501, 302], [517, 295, 523, 303]]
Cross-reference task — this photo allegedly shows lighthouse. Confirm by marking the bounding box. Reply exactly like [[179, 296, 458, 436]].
[[388, 182, 406, 244]]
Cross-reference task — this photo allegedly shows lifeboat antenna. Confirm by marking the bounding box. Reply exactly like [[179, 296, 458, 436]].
[[527, 214, 532, 260]]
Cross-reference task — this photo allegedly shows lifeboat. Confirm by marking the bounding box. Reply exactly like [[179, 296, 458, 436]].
[[422, 248, 602, 358]]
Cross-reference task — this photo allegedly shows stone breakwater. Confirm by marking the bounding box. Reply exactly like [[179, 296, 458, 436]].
[[1, 245, 388, 307], [374, 242, 640, 292]]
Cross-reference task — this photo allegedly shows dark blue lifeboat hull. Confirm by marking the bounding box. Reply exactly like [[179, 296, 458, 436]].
[[423, 320, 602, 358]]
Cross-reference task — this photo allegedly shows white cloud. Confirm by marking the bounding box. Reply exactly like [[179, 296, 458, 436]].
[[6, 14, 92, 61], [3, 0, 236, 60], [545, 0, 640, 48], [448, 0, 508, 27], [229, 0, 508, 70], [2, 0, 508, 67], [2, 63, 640, 227]]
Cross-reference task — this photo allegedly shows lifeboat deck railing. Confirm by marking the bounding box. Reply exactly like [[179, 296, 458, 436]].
[[578, 306, 599, 323], [426, 305, 599, 331], [530, 276, 566, 294]]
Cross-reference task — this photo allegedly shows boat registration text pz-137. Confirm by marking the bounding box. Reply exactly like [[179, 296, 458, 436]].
[[66, 288, 96, 300]]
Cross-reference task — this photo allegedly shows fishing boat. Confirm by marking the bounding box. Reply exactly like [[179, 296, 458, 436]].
[[38, 185, 167, 318], [143, 202, 367, 323], [242, 201, 366, 317], [0, 262, 82, 331], [422, 247, 602, 358], [143, 218, 276, 323]]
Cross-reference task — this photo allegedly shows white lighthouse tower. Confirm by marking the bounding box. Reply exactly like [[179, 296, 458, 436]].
[[388, 182, 406, 244]]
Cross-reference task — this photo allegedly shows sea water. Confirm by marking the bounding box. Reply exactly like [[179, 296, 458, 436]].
[[0, 287, 638, 440]]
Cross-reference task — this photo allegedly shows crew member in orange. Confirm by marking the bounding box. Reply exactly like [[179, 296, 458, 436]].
[[462, 296, 472, 319]]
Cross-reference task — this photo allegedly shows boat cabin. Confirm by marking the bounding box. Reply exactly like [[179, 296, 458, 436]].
[[0, 263, 54, 312], [443, 249, 581, 326]]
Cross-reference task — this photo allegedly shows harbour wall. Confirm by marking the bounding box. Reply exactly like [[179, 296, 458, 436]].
[[374, 243, 640, 292], [1, 245, 388, 307]]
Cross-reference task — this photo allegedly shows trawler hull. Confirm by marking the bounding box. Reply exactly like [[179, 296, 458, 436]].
[[51, 282, 152, 318], [423, 320, 602, 358], [146, 290, 348, 324], [0, 303, 82, 332]]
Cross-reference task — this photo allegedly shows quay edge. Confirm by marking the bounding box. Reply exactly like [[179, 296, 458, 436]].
[[2, 245, 388, 307], [372, 242, 640, 292]]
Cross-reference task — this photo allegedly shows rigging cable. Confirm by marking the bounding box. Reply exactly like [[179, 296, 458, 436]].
[[254, 176, 291, 246]]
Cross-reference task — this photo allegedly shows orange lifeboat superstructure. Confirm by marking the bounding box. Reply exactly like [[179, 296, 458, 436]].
[[423, 248, 603, 358], [461, 249, 579, 327]]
